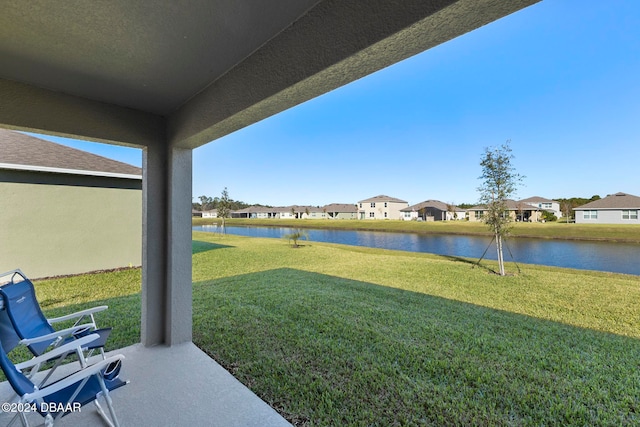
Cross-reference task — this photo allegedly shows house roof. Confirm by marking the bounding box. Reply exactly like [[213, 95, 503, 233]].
[[0, 130, 141, 178], [234, 205, 325, 214], [573, 192, 640, 210], [323, 203, 358, 213], [358, 195, 408, 204], [468, 200, 543, 212], [401, 200, 462, 212], [233, 206, 271, 214], [289, 205, 325, 213], [519, 196, 558, 204]]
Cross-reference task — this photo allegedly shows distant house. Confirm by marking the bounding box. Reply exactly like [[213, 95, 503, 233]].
[[202, 209, 218, 218], [323, 203, 358, 219], [401, 200, 465, 221], [467, 199, 547, 222], [357, 195, 408, 220], [232, 205, 276, 218], [232, 205, 326, 219], [574, 192, 640, 224], [288, 205, 326, 219], [0, 130, 142, 278], [519, 196, 562, 218], [234, 204, 355, 219]]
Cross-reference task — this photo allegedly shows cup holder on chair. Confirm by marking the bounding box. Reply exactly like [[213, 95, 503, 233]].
[[103, 359, 122, 381]]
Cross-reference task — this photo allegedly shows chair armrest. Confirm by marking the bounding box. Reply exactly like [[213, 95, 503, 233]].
[[19, 324, 95, 346], [23, 354, 125, 401], [15, 334, 100, 371], [47, 306, 108, 324]]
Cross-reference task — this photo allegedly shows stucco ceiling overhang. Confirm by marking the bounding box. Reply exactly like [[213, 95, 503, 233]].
[[0, 0, 540, 149]]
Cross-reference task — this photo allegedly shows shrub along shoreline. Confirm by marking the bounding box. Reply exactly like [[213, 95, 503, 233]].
[[193, 217, 640, 243], [22, 234, 640, 425]]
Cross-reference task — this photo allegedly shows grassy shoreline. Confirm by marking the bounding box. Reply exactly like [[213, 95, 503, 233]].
[[18, 234, 640, 425], [193, 217, 640, 243]]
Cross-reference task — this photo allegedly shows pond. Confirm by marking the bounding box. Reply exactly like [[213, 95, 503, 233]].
[[193, 225, 640, 276]]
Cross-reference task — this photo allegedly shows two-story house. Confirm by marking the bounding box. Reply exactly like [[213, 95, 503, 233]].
[[357, 195, 408, 220], [519, 196, 562, 218]]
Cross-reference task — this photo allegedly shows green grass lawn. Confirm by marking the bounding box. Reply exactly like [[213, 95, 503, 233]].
[[194, 217, 640, 243], [23, 233, 640, 426]]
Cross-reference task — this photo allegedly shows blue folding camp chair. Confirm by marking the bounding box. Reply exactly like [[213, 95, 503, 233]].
[[0, 333, 126, 427], [0, 269, 111, 379]]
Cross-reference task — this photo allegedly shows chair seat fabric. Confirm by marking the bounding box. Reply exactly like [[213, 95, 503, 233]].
[[29, 327, 112, 356], [41, 375, 127, 419]]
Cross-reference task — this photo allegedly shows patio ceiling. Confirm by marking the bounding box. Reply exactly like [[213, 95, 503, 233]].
[[1, 0, 539, 149]]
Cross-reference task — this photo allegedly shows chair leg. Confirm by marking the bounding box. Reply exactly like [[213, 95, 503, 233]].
[[95, 377, 120, 427], [6, 412, 27, 427], [104, 395, 121, 427], [94, 400, 117, 427]]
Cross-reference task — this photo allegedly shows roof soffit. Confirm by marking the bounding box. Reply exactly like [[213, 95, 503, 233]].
[[1, 0, 541, 148], [0, 0, 321, 116]]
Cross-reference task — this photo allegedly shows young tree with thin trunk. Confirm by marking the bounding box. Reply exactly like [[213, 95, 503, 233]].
[[477, 141, 523, 276], [218, 187, 231, 234]]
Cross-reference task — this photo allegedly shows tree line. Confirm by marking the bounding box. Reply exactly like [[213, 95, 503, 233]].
[[193, 192, 264, 212]]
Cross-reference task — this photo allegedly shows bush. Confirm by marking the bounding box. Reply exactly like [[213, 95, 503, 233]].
[[283, 230, 309, 247]]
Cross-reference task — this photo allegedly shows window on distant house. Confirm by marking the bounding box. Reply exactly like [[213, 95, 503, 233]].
[[384, 212, 388, 218], [583, 210, 598, 220], [475, 211, 484, 219], [359, 203, 362, 208], [404, 212, 411, 218], [384, 202, 387, 207], [622, 210, 638, 220], [369, 212, 375, 218], [370, 203, 375, 208], [543, 203, 552, 209]]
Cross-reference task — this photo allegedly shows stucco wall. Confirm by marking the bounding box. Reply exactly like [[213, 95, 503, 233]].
[[575, 209, 640, 225], [358, 201, 407, 220], [0, 170, 141, 278], [333, 212, 357, 220]]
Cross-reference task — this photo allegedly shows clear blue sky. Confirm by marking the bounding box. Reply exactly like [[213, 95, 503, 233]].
[[31, 0, 640, 206]]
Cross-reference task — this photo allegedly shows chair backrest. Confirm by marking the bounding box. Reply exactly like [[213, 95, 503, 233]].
[[0, 336, 35, 397], [0, 307, 21, 353], [0, 276, 56, 356]]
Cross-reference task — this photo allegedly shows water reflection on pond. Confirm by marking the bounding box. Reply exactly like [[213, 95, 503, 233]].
[[193, 225, 640, 276]]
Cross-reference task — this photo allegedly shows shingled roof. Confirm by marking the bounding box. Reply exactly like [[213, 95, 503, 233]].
[[401, 200, 460, 212], [0, 129, 141, 177], [323, 203, 358, 213], [519, 196, 558, 204], [358, 195, 408, 204], [573, 193, 640, 210], [467, 200, 547, 211]]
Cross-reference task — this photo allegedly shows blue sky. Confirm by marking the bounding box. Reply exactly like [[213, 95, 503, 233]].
[[32, 0, 640, 206]]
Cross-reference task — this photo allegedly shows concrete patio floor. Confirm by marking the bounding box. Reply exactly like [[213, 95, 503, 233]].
[[0, 342, 293, 426]]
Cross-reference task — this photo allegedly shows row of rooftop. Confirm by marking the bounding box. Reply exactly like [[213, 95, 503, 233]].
[[194, 195, 559, 221], [194, 193, 640, 225]]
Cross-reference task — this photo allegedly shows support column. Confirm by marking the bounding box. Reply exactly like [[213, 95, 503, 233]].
[[141, 143, 193, 346]]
